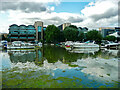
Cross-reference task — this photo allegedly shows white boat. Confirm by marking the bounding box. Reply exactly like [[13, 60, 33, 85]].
[[101, 41, 120, 49], [7, 41, 35, 49], [38, 42, 42, 47], [65, 41, 73, 46], [64, 41, 74, 50], [1, 40, 8, 49], [73, 41, 99, 48]]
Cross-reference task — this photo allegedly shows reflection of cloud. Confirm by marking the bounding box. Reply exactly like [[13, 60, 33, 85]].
[[1, 52, 11, 71], [7, 60, 72, 73], [72, 57, 118, 82]]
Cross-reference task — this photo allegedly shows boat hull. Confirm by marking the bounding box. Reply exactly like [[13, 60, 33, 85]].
[[7, 46, 35, 49]]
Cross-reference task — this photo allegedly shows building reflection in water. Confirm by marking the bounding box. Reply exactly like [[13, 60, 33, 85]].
[[2, 46, 120, 67], [8, 49, 42, 64]]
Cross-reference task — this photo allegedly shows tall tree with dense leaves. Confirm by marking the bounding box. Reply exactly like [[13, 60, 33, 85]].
[[45, 25, 60, 43], [104, 36, 117, 41], [77, 31, 85, 41], [86, 30, 102, 41], [63, 26, 79, 41]]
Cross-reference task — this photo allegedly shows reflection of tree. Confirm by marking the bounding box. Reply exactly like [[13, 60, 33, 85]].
[[44, 46, 64, 63], [43, 46, 96, 63]]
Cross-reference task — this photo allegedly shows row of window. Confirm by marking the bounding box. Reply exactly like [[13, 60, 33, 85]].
[[10, 32, 36, 34], [11, 37, 35, 39]]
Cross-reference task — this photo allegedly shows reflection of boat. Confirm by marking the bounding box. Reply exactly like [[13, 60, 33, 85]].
[[73, 41, 99, 48], [70, 48, 99, 54], [102, 49, 120, 56]]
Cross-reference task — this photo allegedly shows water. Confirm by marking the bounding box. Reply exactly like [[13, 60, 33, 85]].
[[0, 45, 120, 88]]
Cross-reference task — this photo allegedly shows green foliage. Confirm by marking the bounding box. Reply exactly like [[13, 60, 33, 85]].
[[77, 31, 84, 41], [69, 25, 78, 29], [45, 25, 60, 43], [63, 26, 79, 41], [104, 35, 117, 41], [86, 30, 102, 41], [59, 31, 65, 42]]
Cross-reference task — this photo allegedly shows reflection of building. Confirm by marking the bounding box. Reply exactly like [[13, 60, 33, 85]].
[[8, 21, 46, 42], [8, 50, 42, 63], [99, 27, 120, 38], [58, 23, 71, 31]]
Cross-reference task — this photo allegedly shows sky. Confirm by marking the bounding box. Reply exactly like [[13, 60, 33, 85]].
[[0, 0, 119, 33]]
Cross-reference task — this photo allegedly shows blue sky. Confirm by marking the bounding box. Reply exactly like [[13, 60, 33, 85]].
[[49, 2, 89, 14], [0, 0, 118, 33]]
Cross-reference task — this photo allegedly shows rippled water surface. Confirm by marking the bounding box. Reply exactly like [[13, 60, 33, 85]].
[[1, 45, 120, 88]]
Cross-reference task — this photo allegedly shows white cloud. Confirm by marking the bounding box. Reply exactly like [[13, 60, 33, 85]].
[[0, 0, 119, 33], [50, 7, 55, 11]]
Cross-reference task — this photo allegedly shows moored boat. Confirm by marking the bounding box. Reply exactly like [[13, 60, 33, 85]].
[[7, 41, 35, 49], [73, 41, 99, 49], [101, 40, 120, 49]]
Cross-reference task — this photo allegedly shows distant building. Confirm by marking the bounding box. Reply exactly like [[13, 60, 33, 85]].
[[34, 21, 43, 41], [9, 24, 36, 42], [99, 27, 120, 38], [58, 23, 71, 31], [8, 21, 46, 42], [78, 27, 88, 33]]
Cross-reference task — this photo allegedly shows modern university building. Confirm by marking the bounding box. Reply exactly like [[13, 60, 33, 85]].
[[99, 27, 120, 38], [8, 21, 46, 42]]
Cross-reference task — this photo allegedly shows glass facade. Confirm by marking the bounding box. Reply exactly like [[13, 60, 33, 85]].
[[9, 24, 36, 41], [38, 26, 42, 32], [101, 28, 120, 38]]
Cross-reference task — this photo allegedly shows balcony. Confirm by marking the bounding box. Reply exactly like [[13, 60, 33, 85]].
[[27, 32, 36, 35], [19, 32, 27, 36], [11, 32, 18, 35], [19, 37, 27, 40], [10, 37, 18, 40], [28, 37, 35, 40]]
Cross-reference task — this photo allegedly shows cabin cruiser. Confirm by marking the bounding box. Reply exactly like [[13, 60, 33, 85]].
[[0, 40, 7, 49], [7, 41, 35, 49], [101, 40, 120, 49], [73, 41, 99, 49], [38, 42, 42, 47], [65, 41, 73, 50], [65, 41, 74, 46]]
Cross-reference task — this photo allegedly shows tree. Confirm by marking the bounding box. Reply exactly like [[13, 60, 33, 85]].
[[77, 31, 84, 41], [63, 26, 79, 41], [104, 35, 117, 41], [59, 31, 65, 42], [45, 25, 60, 43], [69, 25, 78, 29], [86, 30, 102, 42]]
